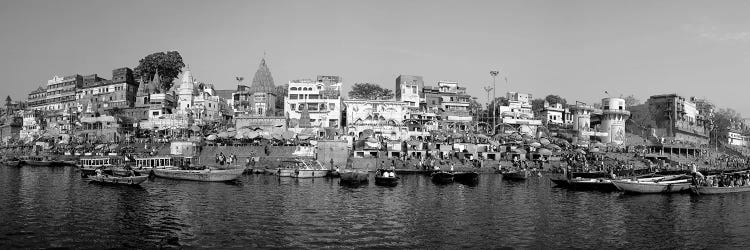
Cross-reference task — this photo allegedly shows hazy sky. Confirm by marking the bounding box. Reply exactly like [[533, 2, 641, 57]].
[[1, 0, 749, 114]]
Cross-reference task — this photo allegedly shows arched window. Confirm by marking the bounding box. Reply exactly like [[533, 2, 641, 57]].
[[290, 87, 298, 91]]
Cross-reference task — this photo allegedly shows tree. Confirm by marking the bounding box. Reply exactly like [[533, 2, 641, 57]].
[[133, 51, 186, 92], [544, 95, 567, 106], [531, 98, 546, 117], [711, 108, 743, 145], [348, 83, 394, 100], [622, 94, 641, 107]]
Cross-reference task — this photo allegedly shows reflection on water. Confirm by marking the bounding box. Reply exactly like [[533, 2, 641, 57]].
[[2, 166, 750, 248]]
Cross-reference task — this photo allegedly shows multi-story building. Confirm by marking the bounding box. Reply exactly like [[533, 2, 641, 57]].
[[285, 76, 343, 128], [395, 75, 424, 109], [27, 86, 47, 110], [44, 75, 83, 111], [75, 67, 138, 114], [645, 94, 711, 145], [344, 99, 408, 139], [20, 110, 45, 141], [539, 102, 566, 125]]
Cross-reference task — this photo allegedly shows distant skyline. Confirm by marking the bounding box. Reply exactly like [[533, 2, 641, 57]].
[[2, 0, 750, 114]]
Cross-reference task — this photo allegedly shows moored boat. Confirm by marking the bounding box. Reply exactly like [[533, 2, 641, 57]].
[[340, 169, 369, 184], [612, 175, 691, 194], [502, 169, 530, 181], [5, 160, 21, 167], [21, 156, 55, 167], [555, 177, 618, 191], [374, 169, 398, 187], [88, 175, 148, 186], [290, 159, 330, 178], [431, 171, 454, 184], [690, 185, 750, 195], [152, 168, 245, 182], [454, 171, 479, 185]]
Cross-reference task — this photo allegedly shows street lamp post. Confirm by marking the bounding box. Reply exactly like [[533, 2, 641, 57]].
[[490, 71, 499, 135]]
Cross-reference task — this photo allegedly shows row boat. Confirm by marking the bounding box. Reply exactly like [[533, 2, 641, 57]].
[[551, 177, 618, 191], [89, 175, 148, 186], [431, 171, 454, 184], [340, 169, 369, 184], [22, 156, 55, 167], [612, 175, 691, 194], [502, 169, 530, 181], [690, 185, 750, 195], [152, 168, 244, 182], [454, 172, 479, 185], [374, 169, 398, 187]]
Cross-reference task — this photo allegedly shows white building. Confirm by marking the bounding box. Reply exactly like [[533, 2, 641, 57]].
[[344, 99, 408, 140], [540, 102, 565, 125], [20, 110, 44, 141], [285, 77, 342, 128]]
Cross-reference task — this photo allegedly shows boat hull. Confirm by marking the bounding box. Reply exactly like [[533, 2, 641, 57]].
[[375, 176, 399, 187], [24, 160, 54, 167], [277, 169, 295, 177], [89, 175, 148, 186], [431, 172, 454, 184], [691, 185, 750, 195], [612, 180, 691, 194], [340, 171, 369, 184], [293, 169, 330, 178], [553, 178, 618, 191], [153, 168, 244, 182], [502, 171, 529, 181], [454, 172, 479, 184]]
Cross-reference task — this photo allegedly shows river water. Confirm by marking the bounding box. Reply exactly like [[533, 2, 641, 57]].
[[1, 166, 749, 249]]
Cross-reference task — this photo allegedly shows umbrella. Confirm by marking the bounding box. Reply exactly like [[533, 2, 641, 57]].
[[537, 148, 552, 155], [512, 148, 527, 154], [227, 131, 237, 138], [589, 147, 601, 153], [234, 132, 244, 139], [191, 125, 201, 132], [282, 131, 296, 140], [529, 142, 542, 148], [575, 148, 586, 154], [206, 134, 217, 141], [218, 132, 229, 138], [539, 138, 551, 145], [272, 134, 284, 140], [227, 127, 236, 132], [509, 134, 523, 141], [246, 131, 259, 139], [592, 142, 605, 148], [297, 134, 311, 140]]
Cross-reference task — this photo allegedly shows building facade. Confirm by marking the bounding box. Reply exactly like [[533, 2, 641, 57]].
[[395, 75, 424, 109], [344, 99, 408, 139], [286, 76, 342, 128]]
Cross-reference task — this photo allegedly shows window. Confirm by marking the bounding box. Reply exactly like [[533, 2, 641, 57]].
[[330, 103, 335, 110], [290, 104, 296, 110], [152, 111, 159, 116], [289, 94, 298, 100], [290, 87, 297, 91]]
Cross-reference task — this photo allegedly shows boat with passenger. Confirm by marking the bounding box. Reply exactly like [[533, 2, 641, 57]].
[[134, 155, 244, 182], [88, 170, 148, 186], [79, 156, 140, 177], [375, 169, 398, 187], [690, 172, 750, 195], [611, 175, 692, 194]]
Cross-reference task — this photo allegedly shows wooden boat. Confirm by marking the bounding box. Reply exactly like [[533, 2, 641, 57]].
[[612, 175, 691, 194], [431, 171, 454, 184], [277, 168, 295, 177], [374, 169, 398, 187], [554, 177, 618, 191], [6, 160, 21, 167], [454, 171, 479, 184], [291, 160, 330, 178], [340, 169, 369, 184], [88, 175, 148, 186], [690, 185, 750, 195], [21, 156, 55, 166], [152, 168, 245, 182], [502, 169, 530, 181]]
